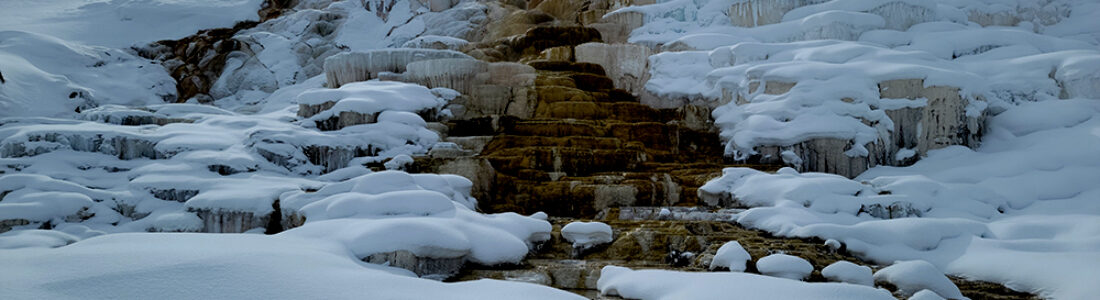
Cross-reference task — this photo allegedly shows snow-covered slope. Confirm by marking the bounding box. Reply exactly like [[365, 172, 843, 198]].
[[0, 233, 580, 300], [0, 1, 560, 297], [634, 0, 1100, 298], [0, 0, 263, 48], [0, 31, 177, 118]]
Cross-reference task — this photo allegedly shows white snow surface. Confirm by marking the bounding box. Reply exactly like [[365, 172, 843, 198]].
[[615, 0, 1100, 298], [0, 233, 583, 300], [0, 0, 263, 48], [597, 265, 894, 300], [821, 260, 874, 286], [560, 221, 613, 249], [701, 98, 1100, 298], [708, 240, 751, 271], [755, 253, 814, 280], [0, 31, 177, 118], [0, 1, 561, 297], [625, 0, 1100, 162], [873, 260, 964, 299]]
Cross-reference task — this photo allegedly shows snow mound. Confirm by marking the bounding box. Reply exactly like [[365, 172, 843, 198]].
[[0, 233, 583, 299], [0, 31, 176, 118], [755, 253, 814, 280], [874, 260, 964, 299], [708, 240, 751, 271], [821, 260, 873, 286], [561, 221, 613, 250], [597, 265, 893, 299]]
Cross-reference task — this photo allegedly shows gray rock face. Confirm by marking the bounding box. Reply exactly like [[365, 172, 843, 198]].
[[364, 250, 468, 280], [575, 43, 651, 97], [191, 209, 272, 233]]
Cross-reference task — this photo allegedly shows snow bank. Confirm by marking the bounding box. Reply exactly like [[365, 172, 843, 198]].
[[708, 240, 751, 271], [597, 265, 893, 300], [0, 233, 583, 300]]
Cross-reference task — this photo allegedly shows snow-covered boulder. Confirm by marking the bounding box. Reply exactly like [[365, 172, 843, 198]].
[[561, 221, 613, 254], [822, 260, 873, 286], [708, 240, 751, 271], [275, 171, 551, 278], [296, 80, 452, 131], [873, 260, 964, 299], [756, 253, 814, 280]]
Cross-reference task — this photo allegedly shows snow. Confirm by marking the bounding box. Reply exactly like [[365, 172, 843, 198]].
[[821, 260, 874, 286], [0, 0, 263, 48], [0, 233, 584, 300], [625, 0, 1100, 177], [297, 80, 450, 122], [560, 221, 614, 249], [597, 265, 894, 300], [703, 98, 1100, 299], [755, 253, 814, 280], [0, 229, 79, 249], [0, 31, 176, 118], [911, 289, 948, 300], [873, 260, 964, 299], [708, 240, 751, 271], [3, 0, 1100, 298]]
